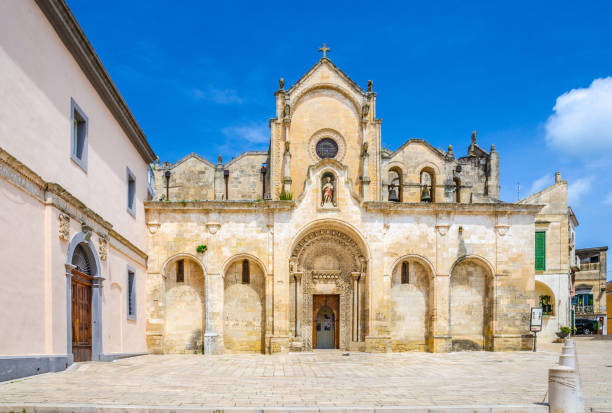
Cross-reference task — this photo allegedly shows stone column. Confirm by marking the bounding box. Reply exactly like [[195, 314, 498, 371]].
[[91, 274, 104, 361], [265, 272, 274, 353], [214, 157, 224, 200], [64, 263, 76, 361], [204, 273, 224, 354], [351, 272, 361, 341], [282, 139, 292, 196], [361, 149, 370, 201], [294, 272, 303, 337]]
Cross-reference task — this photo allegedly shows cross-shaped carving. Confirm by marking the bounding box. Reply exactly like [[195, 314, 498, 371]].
[[318, 43, 330, 58]]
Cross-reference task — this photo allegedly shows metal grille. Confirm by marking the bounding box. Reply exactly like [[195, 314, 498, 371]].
[[72, 244, 92, 275], [316, 138, 338, 159]]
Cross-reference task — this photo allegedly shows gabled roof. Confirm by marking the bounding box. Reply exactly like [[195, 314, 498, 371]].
[[517, 181, 562, 204], [287, 57, 366, 96], [387, 139, 448, 160], [169, 153, 215, 169]]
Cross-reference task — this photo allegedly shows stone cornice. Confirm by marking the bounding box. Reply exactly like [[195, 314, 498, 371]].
[[0, 146, 147, 262], [35, 0, 156, 164], [363, 201, 544, 214], [145, 200, 295, 212]]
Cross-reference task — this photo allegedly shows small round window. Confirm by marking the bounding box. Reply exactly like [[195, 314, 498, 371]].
[[316, 138, 339, 159]]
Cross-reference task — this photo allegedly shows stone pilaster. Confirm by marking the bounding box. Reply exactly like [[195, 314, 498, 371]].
[[204, 273, 224, 354]]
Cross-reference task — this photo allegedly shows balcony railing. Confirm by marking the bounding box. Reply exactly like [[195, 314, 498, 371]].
[[579, 262, 600, 271], [575, 305, 594, 315]]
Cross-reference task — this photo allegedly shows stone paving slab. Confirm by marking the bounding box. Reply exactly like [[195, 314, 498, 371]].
[[0, 338, 610, 412]]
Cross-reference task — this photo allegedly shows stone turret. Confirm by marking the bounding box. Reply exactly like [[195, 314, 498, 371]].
[[487, 144, 500, 199]]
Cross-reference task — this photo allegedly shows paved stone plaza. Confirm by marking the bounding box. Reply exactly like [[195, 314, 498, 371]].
[[0, 338, 610, 412]]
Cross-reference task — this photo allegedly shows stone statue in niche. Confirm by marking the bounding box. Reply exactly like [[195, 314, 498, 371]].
[[321, 176, 335, 207]]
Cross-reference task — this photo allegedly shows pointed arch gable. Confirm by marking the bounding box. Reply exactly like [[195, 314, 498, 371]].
[[449, 254, 495, 278], [389, 254, 436, 277], [222, 253, 267, 278], [161, 252, 207, 278]]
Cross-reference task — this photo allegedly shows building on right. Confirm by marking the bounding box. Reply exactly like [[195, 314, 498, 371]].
[[574, 246, 608, 335]]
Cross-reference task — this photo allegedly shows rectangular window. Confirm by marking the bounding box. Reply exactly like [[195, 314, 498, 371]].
[[401, 262, 409, 284], [242, 259, 250, 284], [127, 267, 136, 320], [147, 166, 155, 200], [127, 167, 136, 217], [177, 259, 184, 282], [535, 231, 546, 271], [70, 98, 88, 171]]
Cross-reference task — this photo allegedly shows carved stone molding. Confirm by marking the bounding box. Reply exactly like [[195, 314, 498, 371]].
[[147, 221, 160, 234], [435, 224, 450, 236], [98, 237, 108, 261], [206, 222, 221, 234], [312, 270, 341, 282], [58, 213, 70, 241], [495, 224, 510, 237]]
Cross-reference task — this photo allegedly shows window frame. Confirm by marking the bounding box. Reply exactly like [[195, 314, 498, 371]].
[[70, 98, 88, 172], [401, 261, 409, 284], [176, 259, 184, 282], [242, 259, 250, 284], [126, 167, 137, 217], [147, 166, 155, 200], [127, 266, 136, 320], [535, 231, 546, 271]]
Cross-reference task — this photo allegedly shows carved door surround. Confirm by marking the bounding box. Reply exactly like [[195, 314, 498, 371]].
[[290, 225, 367, 351]]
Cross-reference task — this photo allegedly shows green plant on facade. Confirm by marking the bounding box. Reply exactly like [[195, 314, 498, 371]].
[[196, 244, 208, 253], [279, 190, 293, 201]]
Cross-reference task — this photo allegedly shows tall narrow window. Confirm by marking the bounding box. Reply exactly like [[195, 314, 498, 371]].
[[70, 99, 88, 171], [176, 259, 184, 282], [242, 259, 250, 284], [535, 231, 546, 271], [401, 262, 409, 284], [453, 178, 461, 203], [127, 267, 136, 320], [127, 167, 136, 217]]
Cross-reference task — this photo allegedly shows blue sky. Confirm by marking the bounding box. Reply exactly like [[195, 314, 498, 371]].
[[68, 1, 612, 272]]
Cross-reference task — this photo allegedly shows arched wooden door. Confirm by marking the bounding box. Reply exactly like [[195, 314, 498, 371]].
[[71, 244, 93, 361]]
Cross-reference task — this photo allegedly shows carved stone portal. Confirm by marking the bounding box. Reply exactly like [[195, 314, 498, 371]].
[[290, 227, 367, 351]]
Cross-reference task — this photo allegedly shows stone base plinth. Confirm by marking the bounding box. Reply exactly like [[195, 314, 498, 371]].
[[204, 332, 223, 355], [494, 334, 534, 351], [431, 335, 452, 353], [269, 336, 290, 353], [365, 336, 391, 353]]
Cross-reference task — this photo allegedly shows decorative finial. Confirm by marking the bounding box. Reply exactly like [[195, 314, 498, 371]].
[[318, 43, 330, 58], [217, 154, 222, 165], [279, 78, 284, 90], [471, 130, 477, 144], [448, 145, 454, 157], [367, 80, 373, 92], [490, 144, 496, 152]]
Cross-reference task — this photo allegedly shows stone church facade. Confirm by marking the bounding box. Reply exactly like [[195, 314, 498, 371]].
[[145, 57, 545, 355]]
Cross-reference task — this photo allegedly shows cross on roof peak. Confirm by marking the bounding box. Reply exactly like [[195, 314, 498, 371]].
[[318, 43, 330, 58]]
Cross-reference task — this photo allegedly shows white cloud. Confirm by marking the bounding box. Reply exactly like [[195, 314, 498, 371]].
[[545, 77, 612, 155], [191, 87, 244, 105], [221, 122, 269, 145], [567, 176, 594, 205], [529, 174, 552, 195], [604, 190, 612, 205]]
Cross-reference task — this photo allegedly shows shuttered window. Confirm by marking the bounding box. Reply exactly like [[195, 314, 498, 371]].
[[127, 267, 136, 320], [535, 231, 546, 271]]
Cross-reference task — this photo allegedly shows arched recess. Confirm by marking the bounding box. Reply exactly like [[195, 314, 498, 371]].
[[387, 166, 403, 202], [292, 84, 362, 117], [162, 254, 205, 353], [389, 255, 434, 351], [535, 281, 555, 316], [288, 219, 369, 351], [419, 167, 436, 202], [223, 254, 266, 353], [449, 256, 494, 351], [66, 231, 103, 362]]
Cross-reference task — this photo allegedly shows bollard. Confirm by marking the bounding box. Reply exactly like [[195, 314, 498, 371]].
[[548, 364, 579, 413], [558, 353, 576, 369]]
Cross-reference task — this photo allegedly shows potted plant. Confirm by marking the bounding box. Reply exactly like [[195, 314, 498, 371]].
[[556, 326, 571, 339]]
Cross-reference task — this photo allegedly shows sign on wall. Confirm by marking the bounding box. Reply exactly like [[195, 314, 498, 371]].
[[530, 307, 543, 332]]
